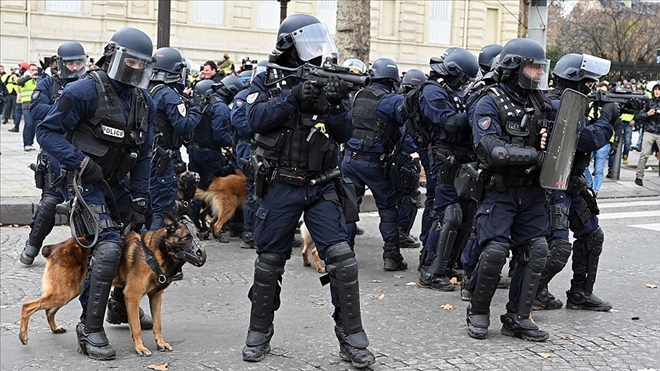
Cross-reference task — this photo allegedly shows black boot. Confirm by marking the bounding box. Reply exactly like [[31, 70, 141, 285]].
[[106, 287, 154, 329], [242, 327, 273, 362], [335, 325, 375, 368], [533, 287, 563, 310], [20, 241, 41, 266], [500, 313, 548, 342], [418, 265, 456, 291], [466, 303, 489, 339], [383, 248, 407, 271], [76, 322, 116, 360], [566, 285, 612, 312], [460, 280, 472, 301]]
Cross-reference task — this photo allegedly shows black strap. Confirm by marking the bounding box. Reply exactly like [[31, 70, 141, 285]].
[[140, 231, 171, 287]]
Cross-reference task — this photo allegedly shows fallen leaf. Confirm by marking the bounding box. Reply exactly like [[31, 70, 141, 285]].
[[529, 313, 536, 324], [440, 303, 454, 310], [538, 353, 551, 359], [317, 304, 328, 309], [369, 279, 382, 283], [393, 275, 404, 279], [147, 363, 169, 371], [376, 293, 385, 301], [449, 277, 459, 285], [645, 283, 657, 289], [563, 335, 574, 340]]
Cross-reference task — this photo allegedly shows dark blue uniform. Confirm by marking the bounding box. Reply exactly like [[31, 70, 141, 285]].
[[148, 84, 201, 228], [230, 88, 257, 243], [341, 82, 403, 256], [393, 132, 422, 247]]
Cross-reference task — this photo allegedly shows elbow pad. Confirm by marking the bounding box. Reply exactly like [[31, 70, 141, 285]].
[[444, 112, 469, 133], [476, 136, 540, 168]]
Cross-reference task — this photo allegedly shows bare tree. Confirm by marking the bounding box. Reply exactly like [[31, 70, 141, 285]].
[[334, 0, 370, 64]]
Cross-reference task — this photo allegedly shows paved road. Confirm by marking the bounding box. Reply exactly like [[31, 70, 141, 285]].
[[1, 197, 659, 370]]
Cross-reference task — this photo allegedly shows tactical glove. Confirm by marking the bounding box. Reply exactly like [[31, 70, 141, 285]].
[[129, 198, 148, 232], [599, 103, 620, 124], [291, 80, 321, 104], [79, 157, 104, 184], [324, 75, 351, 106]]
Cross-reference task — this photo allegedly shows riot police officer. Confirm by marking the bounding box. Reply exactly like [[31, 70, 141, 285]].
[[242, 14, 375, 368], [147, 47, 202, 229], [413, 48, 479, 291], [36, 27, 156, 360], [341, 57, 408, 271], [20, 41, 88, 265], [535, 53, 616, 312], [477, 44, 503, 76], [230, 60, 267, 249], [466, 38, 554, 341]]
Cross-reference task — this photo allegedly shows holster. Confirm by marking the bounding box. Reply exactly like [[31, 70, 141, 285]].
[[29, 162, 46, 190], [154, 147, 173, 175], [253, 156, 271, 199]]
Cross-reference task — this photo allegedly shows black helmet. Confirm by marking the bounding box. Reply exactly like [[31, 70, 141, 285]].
[[478, 44, 503, 73], [238, 70, 252, 88], [213, 75, 244, 100], [151, 47, 186, 84], [369, 58, 399, 83], [498, 38, 548, 91], [56, 41, 88, 80], [99, 27, 155, 89], [400, 69, 427, 93], [430, 48, 479, 89], [552, 53, 611, 94], [193, 79, 214, 98], [272, 14, 337, 67]]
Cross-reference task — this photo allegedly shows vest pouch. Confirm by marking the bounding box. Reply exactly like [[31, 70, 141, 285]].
[[307, 131, 332, 172], [254, 131, 285, 161], [71, 126, 111, 159]]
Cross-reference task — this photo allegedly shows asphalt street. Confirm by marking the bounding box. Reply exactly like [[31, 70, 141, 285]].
[[1, 198, 659, 371]]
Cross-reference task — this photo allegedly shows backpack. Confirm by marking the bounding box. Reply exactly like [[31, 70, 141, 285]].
[[399, 82, 434, 148]]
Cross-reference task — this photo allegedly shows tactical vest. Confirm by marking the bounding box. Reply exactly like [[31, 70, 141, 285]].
[[191, 95, 223, 150], [149, 83, 181, 150], [351, 86, 389, 150], [69, 70, 149, 182], [50, 76, 66, 103], [255, 70, 337, 173]]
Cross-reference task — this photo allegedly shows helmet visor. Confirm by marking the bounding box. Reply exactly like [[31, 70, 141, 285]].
[[519, 58, 549, 90], [580, 54, 611, 78], [106, 48, 154, 89], [291, 23, 338, 63], [57, 55, 88, 80]]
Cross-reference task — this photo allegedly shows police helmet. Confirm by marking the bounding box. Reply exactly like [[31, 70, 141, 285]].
[[151, 47, 186, 84], [272, 14, 338, 67], [646, 81, 659, 93], [552, 53, 611, 94], [369, 58, 399, 83], [56, 42, 88, 81], [213, 75, 244, 100], [343, 59, 367, 75], [193, 79, 215, 98], [497, 38, 548, 91], [400, 69, 427, 93], [99, 27, 155, 89], [238, 70, 252, 88], [478, 44, 503, 73], [430, 48, 479, 89]]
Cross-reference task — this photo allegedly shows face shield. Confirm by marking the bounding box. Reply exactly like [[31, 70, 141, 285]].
[[57, 55, 88, 80], [251, 64, 267, 83], [106, 47, 155, 89], [291, 23, 338, 63], [518, 58, 549, 90], [580, 54, 611, 78]]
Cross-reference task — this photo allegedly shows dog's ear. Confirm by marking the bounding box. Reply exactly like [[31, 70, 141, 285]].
[[163, 213, 178, 233]]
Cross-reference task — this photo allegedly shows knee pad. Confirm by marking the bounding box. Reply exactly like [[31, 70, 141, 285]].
[[525, 237, 549, 274], [443, 203, 463, 230], [585, 227, 604, 257], [545, 239, 572, 274], [325, 242, 358, 280], [91, 242, 122, 281], [480, 241, 509, 277], [254, 252, 287, 284]]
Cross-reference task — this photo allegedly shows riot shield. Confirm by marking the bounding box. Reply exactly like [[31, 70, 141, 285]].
[[539, 88, 589, 190]]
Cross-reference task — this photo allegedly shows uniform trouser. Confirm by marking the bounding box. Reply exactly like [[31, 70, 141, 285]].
[[149, 160, 177, 229], [236, 141, 256, 234], [341, 155, 398, 251], [419, 149, 435, 245], [472, 184, 549, 314]]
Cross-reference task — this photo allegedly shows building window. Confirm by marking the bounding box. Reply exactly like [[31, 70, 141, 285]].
[[317, 0, 337, 34], [45, 0, 82, 14], [428, 0, 452, 45], [193, 0, 224, 26], [257, 0, 280, 30], [485, 8, 501, 45]]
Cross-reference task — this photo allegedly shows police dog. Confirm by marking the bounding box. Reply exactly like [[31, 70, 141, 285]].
[[18, 216, 206, 357], [300, 219, 325, 273], [194, 169, 248, 238]]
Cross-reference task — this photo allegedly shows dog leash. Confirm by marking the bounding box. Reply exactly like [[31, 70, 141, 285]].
[[140, 231, 171, 286]]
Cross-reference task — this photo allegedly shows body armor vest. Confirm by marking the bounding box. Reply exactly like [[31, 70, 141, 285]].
[[351, 87, 389, 150], [255, 70, 337, 173], [149, 83, 180, 150], [191, 95, 222, 149], [69, 70, 148, 182], [50, 76, 66, 103]]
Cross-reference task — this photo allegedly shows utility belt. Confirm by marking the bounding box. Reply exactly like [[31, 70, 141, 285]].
[[273, 167, 341, 187], [488, 172, 537, 192], [345, 150, 383, 164], [432, 145, 476, 164]]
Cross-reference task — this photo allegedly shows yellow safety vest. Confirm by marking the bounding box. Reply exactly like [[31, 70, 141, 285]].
[[20, 78, 37, 103], [1, 74, 18, 94]]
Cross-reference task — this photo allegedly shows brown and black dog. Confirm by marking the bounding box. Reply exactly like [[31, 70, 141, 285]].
[[18, 216, 206, 357], [194, 169, 248, 238], [300, 220, 325, 273]]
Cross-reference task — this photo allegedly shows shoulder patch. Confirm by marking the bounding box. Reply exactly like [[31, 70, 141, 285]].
[[32, 91, 40, 99], [177, 103, 186, 117], [246, 92, 259, 104], [235, 99, 244, 107], [478, 116, 491, 130]]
